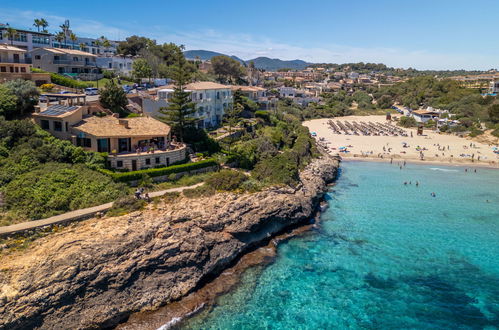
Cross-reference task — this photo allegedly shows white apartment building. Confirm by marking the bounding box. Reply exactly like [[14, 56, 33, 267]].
[[96, 55, 134, 76], [143, 82, 232, 128]]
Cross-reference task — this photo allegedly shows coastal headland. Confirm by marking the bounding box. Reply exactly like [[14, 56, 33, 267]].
[[304, 116, 499, 168], [0, 154, 339, 329]]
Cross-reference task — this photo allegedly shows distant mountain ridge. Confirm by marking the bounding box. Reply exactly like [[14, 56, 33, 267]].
[[183, 49, 311, 71]]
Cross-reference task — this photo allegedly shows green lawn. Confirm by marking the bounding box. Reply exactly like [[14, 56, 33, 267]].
[[85, 78, 135, 88]]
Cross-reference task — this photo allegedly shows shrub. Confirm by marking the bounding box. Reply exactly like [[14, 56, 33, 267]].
[[183, 184, 215, 198], [1, 163, 126, 221], [49, 73, 92, 89], [252, 152, 299, 186], [40, 83, 55, 92], [255, 110, 270, 122], [399, 116, 418, 128], [107, 195, 146, 217], [206, 170, 248, 191], [468, 128, 484, 137], [100, 159, 219, 182]]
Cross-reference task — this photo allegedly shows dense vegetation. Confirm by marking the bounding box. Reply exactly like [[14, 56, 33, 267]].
[[309, 62, 492, 78], [0, 79, 39, 119], [373, 76, 498, 133], [0, 119, 125, 224], [228, 110, 319, 186]]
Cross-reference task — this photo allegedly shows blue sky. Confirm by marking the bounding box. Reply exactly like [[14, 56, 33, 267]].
[[1, 0, 498, 70]]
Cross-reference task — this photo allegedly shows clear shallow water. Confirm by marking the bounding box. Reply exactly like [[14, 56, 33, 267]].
[[182, 161, 499, 329]]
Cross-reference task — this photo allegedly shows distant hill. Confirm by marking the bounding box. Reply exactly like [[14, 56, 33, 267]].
[[248, 57, 309, 71], [184, 50, 311, 71], [183, 50, 245, 64]]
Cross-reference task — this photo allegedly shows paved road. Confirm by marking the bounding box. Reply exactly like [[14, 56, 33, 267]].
[[0, 183, 203, 237]]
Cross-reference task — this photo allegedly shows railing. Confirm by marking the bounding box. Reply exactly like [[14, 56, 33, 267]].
[[53, 60, 96, 66], [0, 59, 30, 64]]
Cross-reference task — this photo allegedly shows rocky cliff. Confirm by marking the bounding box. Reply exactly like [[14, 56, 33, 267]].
[[0, 155, 339, 329]]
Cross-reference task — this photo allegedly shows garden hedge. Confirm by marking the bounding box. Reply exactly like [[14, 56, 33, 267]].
[[100, 159, 218, 182]]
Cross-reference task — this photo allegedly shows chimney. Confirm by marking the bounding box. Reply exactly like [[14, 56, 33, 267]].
[[118, 119, 129, 129]]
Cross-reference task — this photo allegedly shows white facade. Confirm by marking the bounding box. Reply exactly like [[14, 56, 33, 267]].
[[279, 87, 296, 98], [143, 82, 232, 128], [96, 56, 134, 76]]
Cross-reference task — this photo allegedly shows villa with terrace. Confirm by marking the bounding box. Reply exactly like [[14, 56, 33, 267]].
[[33, 105, 185, 171], [143, 81, 232, 128]]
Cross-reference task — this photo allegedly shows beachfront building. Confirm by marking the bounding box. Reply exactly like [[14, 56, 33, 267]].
[[29, 48, 100, 80], [0, 44, 51, 84], [411, 109, 440, 123], [33, 105, 185, 170], [143, 82, 232, 128], [0, 23, 52, 51]]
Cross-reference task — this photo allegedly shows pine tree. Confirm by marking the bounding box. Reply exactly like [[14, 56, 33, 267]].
[[158, 55, 197, 142]]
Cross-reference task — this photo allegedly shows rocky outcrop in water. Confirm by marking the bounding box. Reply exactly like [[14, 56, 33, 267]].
[[0, 155, 339, 329]]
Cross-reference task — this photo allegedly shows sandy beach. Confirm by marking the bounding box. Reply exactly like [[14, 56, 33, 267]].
[[303, 116, 499, 168]]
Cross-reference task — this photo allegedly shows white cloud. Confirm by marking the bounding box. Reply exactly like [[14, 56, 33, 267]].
[[1, 9, 495, 70]]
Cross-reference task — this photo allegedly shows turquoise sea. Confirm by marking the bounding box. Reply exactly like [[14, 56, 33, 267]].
[[182, 161, 499, 329]]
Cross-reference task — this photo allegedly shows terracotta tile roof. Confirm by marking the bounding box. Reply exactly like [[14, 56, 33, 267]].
[[0, 43, 26, 52], [165, 81, 229, 90], [229, 85, 266, 92], [72, 115, 170, 138]]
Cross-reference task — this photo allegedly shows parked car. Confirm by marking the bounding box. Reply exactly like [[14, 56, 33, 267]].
[[122, 85, 132, 93], [84, 87, 99, 96]]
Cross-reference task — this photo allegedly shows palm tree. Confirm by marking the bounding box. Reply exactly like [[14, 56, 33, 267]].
[[54, 32, 64, 47], [69, 32, 77, 49], [5, 27, 18, 45], [40, 18, 49, 33], [102, 38, 111, 55], [59, 20, 70, 48], [79, 43, 87, 52], [33, 19, 42, 32]]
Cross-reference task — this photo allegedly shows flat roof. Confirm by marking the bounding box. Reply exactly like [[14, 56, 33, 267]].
[[35, 105, 80, 118], [72, 116, 171, 138], [0, 23, 51, 35]]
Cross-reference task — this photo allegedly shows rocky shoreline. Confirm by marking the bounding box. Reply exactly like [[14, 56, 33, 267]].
[[0, 154, 340, 330]]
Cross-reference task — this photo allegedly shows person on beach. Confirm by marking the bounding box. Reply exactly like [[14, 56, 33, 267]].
[[431, 192, 436, 197], [416, 181, 419, 187]]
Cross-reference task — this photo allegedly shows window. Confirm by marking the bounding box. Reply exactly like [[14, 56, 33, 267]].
[[116, 161, 123, 168], [53, 121, 62, 131], [155, 157, 160, 164], [108, 63, 112, 68], [20, 67, 26, 73], [41, 120, 50, 130], [145, 158, 151, 165], [97, 139, 109, 152], [65, 122, 68, 131], [73, 57, 79, 62], [0, 67, 5, 72], [76, 137, 92, 148]]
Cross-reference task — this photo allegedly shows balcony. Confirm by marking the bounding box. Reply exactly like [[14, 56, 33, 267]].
[[53, 60, 96, 67], [0, 59, 30, 64], [112, 143, 186, 158]]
